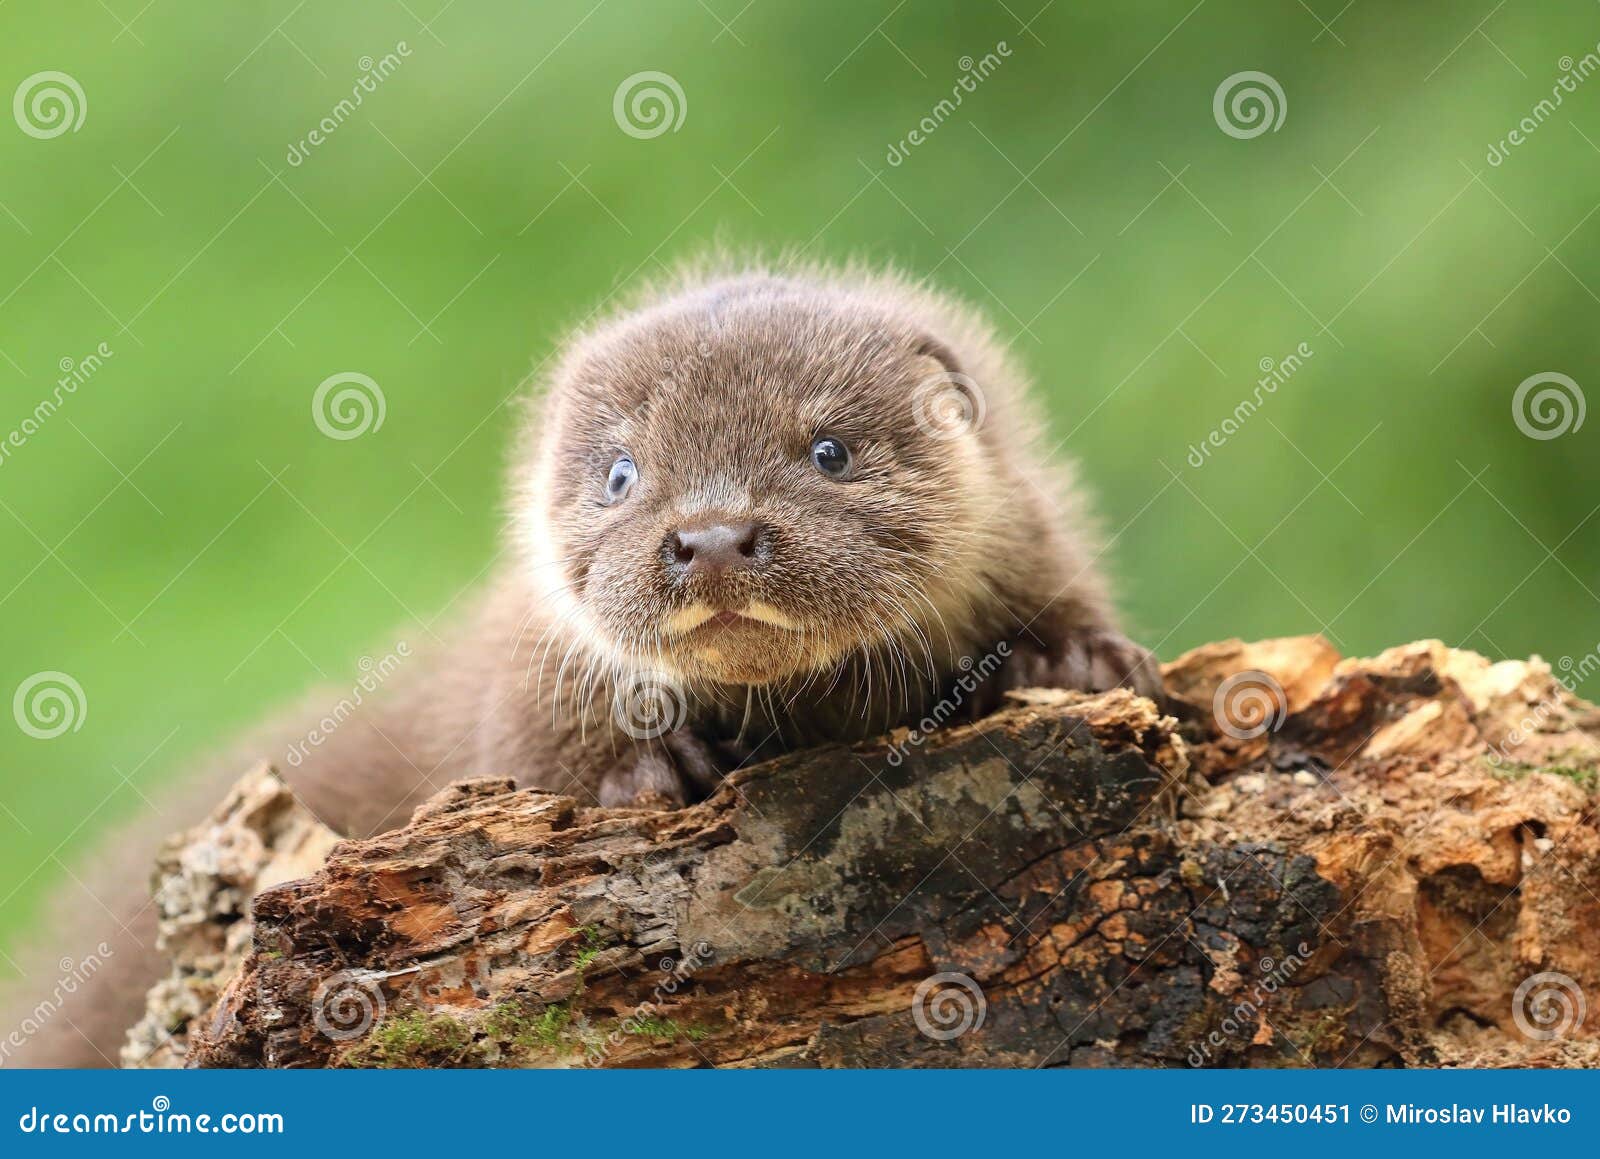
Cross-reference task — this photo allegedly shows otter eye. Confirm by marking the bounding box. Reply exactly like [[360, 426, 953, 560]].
[[810, 436, 852, 480], [605, 455, 637, 503]]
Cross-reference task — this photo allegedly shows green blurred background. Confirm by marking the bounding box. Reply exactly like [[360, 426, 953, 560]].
[[1, 0, 1597, 954]]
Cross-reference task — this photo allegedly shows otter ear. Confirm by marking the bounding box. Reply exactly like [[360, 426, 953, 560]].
[[912, 334, 962, 377], [907, 336, 985, 440]]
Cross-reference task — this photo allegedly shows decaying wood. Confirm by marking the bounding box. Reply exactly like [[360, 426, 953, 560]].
[[136, 637, 1600, 1068], [125, 767, 340, 1067]]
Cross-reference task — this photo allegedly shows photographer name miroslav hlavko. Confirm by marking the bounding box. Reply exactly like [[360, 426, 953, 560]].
[[1388, 1104, 1572, 1125]]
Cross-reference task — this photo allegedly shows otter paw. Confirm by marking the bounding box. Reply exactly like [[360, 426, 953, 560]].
[[1045, 628, 1163, 700], [661, 729, 729, 796], [597, 750, 687, 809], [596, 731, 728, 809]]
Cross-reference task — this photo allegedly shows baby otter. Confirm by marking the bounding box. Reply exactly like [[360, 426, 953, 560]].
[[7, 260, 1158, 1066]]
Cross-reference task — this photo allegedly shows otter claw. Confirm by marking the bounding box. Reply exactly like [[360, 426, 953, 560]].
[[1020, 628, 1163, 701]]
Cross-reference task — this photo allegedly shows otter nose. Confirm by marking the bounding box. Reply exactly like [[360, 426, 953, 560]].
[[666, 521, 768, 575]]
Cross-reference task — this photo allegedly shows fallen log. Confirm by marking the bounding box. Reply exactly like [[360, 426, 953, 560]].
[[135, 637, 1600, 1068]]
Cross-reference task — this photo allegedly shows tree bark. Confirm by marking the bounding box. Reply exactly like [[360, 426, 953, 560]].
[[139, 637, 1600, 1068]]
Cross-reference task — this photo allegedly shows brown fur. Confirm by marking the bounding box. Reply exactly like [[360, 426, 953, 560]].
[[1, 259, 1157, 1067]]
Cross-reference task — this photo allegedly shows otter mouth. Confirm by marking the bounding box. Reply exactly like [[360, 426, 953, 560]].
[[656, 601, 816, 684], [664, 602, 801, 636], [702, 610, 756, 630]]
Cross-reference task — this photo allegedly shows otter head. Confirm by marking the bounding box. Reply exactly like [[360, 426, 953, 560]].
[[517, 275, 1000, 691]]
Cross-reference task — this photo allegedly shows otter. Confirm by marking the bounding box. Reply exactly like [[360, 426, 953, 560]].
[[4, 260, 1158, 1066]]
